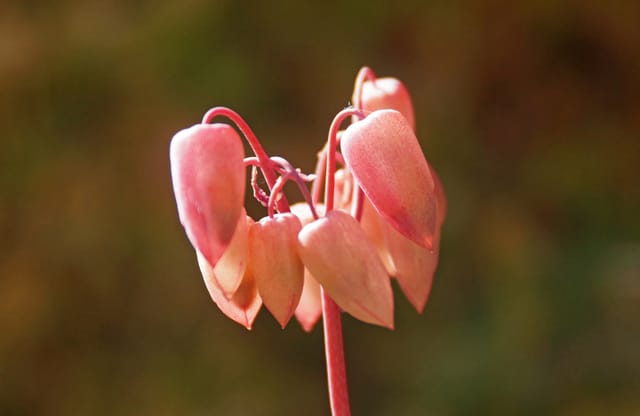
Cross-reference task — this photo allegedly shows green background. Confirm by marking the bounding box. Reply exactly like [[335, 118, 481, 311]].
[[1, 1, 639, 415]]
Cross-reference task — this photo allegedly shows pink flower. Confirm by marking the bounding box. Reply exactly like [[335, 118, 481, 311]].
[[169, 123, 245, 268], [169, 67, 445, 331], [341, 109, 437, 250]]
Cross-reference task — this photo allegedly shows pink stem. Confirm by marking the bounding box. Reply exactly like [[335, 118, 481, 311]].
[[203, 107, 289, 212], [321, 290, 351, 416], [325, 108, 365, 211], [320, 108, 366, 416], [352, 66, 377, 110]]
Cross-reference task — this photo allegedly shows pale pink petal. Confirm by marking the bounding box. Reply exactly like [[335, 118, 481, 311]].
[[297, 210, 394, 329], [383, 168, 445, 312], [294, 270, 323, 332], [383, 222, 440, 313], [341, 110, 436, 249], [170, 123, 245, 267], [250, 213, 304, 328], [358, 77, 415, 129], [212, 211, 250, 298], [197, 250, 262, 330]]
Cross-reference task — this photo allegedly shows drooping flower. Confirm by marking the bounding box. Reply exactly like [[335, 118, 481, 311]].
[[170, 123, 245, 267], [341, 109, 437, 250], [297, 210, 394, 329], [250, 213, 304, 328]]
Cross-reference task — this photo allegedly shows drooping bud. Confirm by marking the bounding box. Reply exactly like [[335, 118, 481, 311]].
[[250, 213, 304, 328], [341, 109, 437, 249], [170, 123, 245, 267], [197, 250, 261, 330], [212, 210, 250, 297], [357, 77, 415, 129], [297, 210, 394, 329]]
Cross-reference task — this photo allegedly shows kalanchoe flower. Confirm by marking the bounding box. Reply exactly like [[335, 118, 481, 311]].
[[169, 66, 447, 416], [297, 210, 394, 329], [341, 109, 437, 250], [170, 123, 245, 268], [250, 213, 304, 328]]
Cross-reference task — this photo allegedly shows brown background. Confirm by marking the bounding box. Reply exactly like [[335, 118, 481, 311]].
[[1, 1, 639, 415]]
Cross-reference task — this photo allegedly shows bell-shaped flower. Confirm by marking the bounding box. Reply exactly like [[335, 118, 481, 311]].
[[211, 209, 250, 297], [356, 77, 415, 129], [170, 123, 246, 267], [382, 167, 447, 312], [250, 213, 304, 328], [297, 210, 394, 329], [197, 249, 262, 330], [341, 109, 436, 250]]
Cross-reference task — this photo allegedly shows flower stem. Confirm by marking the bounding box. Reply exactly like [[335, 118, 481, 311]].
[[203, 106, 289, 212], [321, 290, 351, 416]]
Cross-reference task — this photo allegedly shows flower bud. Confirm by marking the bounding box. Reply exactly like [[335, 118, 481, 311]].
[[250, 213, 304, 328], [297, 210, 394, 329], [170, 123, 245, 267], [341, 110, 436, 249], [357, 77, 415, 129]]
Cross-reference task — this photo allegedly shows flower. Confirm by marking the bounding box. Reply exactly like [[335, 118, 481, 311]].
[[169, 67, 445, 330]]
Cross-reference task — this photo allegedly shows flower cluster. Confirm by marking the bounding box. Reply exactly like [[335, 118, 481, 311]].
[[170, 67, 446, 331]]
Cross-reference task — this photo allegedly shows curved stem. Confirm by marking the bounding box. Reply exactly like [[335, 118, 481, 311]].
[[269, 157, 318, 220], [203, 107, 289, 212], [325, 109, 366, 212], [352, 66, 377, 110]]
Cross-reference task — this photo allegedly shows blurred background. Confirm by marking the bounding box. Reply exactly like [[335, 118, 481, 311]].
[[1, 1, 639, 415]]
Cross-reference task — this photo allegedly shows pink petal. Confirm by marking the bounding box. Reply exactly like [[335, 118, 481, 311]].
[[341, 109, 436, 249], [170, 123, 245, 267], [212, 211, 250, 298], [250, 213, 304, 328], [383, 222, 440, 314], [294, 270, 323, 332], [357, 77, 415, 129], [297, 210, 394, 329], [197, 250, 262, 330], [383, 166, 446, 313]]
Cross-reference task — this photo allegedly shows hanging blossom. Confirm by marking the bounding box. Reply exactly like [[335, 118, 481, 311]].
[[169, 67, 446, 415]]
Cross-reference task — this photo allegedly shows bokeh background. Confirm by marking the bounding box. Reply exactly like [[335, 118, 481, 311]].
[[1, 1, 639, 415]]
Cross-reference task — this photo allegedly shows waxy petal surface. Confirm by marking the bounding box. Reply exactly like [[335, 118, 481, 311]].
[[297, 210, 394, 329], [170, 123, 245, 267], [197, 250, 261, 330], [212, 211, 250, 297], [358, 77, 415, 129], [250, 213, 304, 328], [341, 110, 436, 249]]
